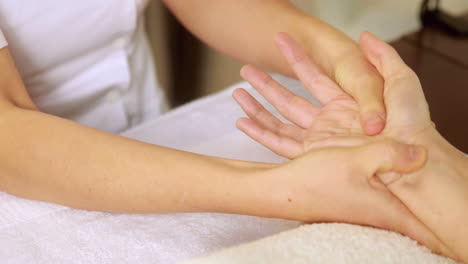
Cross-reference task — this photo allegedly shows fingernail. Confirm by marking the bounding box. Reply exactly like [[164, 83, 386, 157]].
[[364, 113, 385, 135], [409, 145, 422, 161], [368, 112, 385, 124]]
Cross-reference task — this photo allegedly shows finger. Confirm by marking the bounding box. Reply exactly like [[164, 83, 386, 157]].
[[359, 31, 417, 82], [236, 118, 304, 159], [355, 139, 428, 177], [233, 88, 305, 141], [359, 31, 431, 126], [305, 135, 371, 151], [334, 51, 386, 136], [275, 32, 386, 136], [274, 32, 344, 105], [239, 67, 319, 128]]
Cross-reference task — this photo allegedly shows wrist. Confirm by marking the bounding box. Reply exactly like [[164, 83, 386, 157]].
[[196, 159, 281, 217], [220, 161, 309, 221], [296, 16, 360, 76], [428, 136, 468, 262], [419, 128, 467, 173], [232, 164, 291, 219], [397, 128, 468, 260], [239, 159, 329, 222]]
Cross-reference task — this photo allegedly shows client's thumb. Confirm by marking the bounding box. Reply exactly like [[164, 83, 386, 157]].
[[358, 140, 428, 185]]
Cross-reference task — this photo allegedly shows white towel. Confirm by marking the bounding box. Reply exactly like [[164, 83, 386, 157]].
[[184, 224, 457, 264], [0, 76, 456, 263]]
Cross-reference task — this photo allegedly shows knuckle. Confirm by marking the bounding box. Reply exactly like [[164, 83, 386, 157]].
[[400, 67, 418, 80], [249, 102, 264, 116], [308, 74, 333, 90], [291, 52, 308, 65], [272, 119, 284, 131], [259, 73, 274, 89], [386, 68, 420, 89], [284, 94, 301, 107], [390, 63, 418, 81]]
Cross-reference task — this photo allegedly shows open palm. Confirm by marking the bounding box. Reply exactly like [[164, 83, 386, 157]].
[[234, 33, 372, 159], [234, 33, 432, 159]]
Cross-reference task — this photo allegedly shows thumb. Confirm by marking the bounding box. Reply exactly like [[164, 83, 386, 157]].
[[356, 140, 428, 182], [334, 52, 386, 136], [359, 31, 431, 126], [358, 31, 410, 80]]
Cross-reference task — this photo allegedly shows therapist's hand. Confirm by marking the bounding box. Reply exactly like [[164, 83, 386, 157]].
[[360, 32, 468, 262], [262, 138, 451, 256], [314, 35, 387, 137]]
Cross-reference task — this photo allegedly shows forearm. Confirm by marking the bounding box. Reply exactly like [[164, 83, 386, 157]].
[[432, 137, 468, 261], [163, 0, 359, 78], [0, 106, 274, 214], [0, 46, 277, 215], [391, 130, 468, 261]]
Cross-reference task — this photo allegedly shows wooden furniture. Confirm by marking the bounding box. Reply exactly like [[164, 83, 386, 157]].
[[392, 19, 468, 153]]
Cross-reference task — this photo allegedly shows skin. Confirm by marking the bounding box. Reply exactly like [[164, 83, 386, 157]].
[[363, 34, 468, 263], [0, 2, 386, 214], [0, 25, 439, 259], [0, 47, 275, 214], [163, 0, 386, 134], [0, 43, 428, 239], [233, 32, 466, 261], [0, 2, 441, 258]]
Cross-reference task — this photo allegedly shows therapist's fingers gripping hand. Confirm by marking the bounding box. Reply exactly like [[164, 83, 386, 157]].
[[274, 139, 447, 254], [329, 36, 386, 136], [359, 31, 432, 137], [280, 32, 385, 135], [359, 32, 463, 261], [233, 33, 368, 159], [273, 32, 386, 136]]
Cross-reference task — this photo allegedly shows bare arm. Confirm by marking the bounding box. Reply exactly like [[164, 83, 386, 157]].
[[163, 0, 351, 78], [0, 47, 273, 214], [0, 46, 444, 252], [163, 0, 386, 134]]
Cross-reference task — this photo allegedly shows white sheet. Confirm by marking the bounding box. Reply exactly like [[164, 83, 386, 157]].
[[0, 76, 456, 263]]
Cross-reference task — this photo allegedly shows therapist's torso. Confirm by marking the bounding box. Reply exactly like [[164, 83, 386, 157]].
[[0, 0, 168, 133]]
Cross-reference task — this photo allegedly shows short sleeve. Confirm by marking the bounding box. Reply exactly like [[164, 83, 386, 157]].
[[0, 28, 8, 49]]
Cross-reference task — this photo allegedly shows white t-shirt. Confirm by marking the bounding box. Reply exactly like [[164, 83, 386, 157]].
[[0, 0, 168, 133], [0, 29, 6, 49]]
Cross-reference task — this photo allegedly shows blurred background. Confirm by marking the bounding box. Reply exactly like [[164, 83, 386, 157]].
[[145, 0, 468, 107]]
